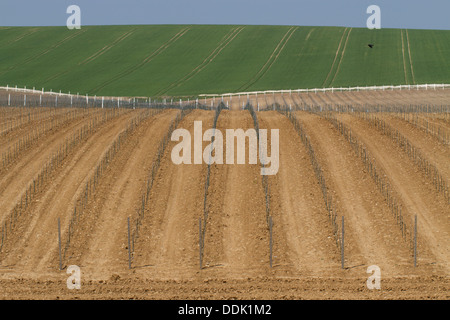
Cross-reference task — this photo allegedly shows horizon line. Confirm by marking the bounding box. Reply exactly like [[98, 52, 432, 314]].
[[1, 23, 450, 31]]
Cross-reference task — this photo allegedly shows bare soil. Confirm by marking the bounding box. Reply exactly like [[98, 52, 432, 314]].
[[0, 92, 448, 299]]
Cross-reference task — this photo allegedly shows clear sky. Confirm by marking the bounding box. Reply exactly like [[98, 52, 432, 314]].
[[1, 0, 449, 30]]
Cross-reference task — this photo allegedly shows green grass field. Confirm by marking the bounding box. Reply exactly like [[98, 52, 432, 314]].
[[0, 25, 449, 97]]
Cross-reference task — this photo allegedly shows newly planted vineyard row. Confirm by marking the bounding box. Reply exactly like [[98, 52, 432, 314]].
[[0, 107, 73, 137], [1, 108, 104, 170], [278, 108, 343, 252], [62, 108, 160, 265], [130, 107, 192, 261], [391, 112, 449, 145], [322, 112, 416, 251], [356, 113, 449, 204], [199, 103, 225, 268]]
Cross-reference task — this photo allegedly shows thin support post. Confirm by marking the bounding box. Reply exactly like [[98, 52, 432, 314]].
[[414, 215, 417, 267], [58, 218, 62, 271], [269, 216, 273, 268], [341, 216, 345, 269], [127, 217, 132, 269], [199, 218, 203, 270]]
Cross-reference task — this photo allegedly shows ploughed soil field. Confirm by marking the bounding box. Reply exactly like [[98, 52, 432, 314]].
[[0, 89, 449, 299]]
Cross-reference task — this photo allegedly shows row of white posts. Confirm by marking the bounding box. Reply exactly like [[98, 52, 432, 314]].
[[4, 93, 123, 109], [3, 83, 449, 111]]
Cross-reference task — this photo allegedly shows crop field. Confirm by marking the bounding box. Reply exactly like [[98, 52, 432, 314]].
[[0, 21, 449, 301], [1, 25, 450, 97], [0, 87, 449, 299]]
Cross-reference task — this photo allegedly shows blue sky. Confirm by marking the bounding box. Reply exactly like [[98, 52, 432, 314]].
[[1, 0, 449, 30]]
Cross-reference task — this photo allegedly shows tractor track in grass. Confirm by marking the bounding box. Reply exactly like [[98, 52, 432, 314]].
[[238, 27, 298, 92], [45, 30, 137, 83], [0, 29, 87, 77], [90, 27, 191, 94], [156, 26, 245, 96], [322, 27, 352, 88]]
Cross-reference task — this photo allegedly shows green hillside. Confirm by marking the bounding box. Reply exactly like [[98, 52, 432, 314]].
[[0, 25, 449, 97]]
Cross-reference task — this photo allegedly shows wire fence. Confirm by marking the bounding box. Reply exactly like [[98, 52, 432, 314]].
[[322, 112, 417, 251], [199, 102, 225, 268], [62, 109, 160, 265], [392, 112, 449, 145], [246, 102, 273, 227], [0, 89, 224, 110], [355, 112, 449, 204], [129, 106, 195, 266], [276, 106, 343, 252], [0, 107, 81, 137], [0, 90, 213, 265], [1, 108, 105, 170], [0, 108, 127, 254]]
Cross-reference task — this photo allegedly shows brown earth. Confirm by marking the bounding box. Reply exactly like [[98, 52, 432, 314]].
[[0, 110, 136, 275]]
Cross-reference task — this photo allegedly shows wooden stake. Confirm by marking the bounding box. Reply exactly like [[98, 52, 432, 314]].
[[199, 218, 203, 270], [58, 218, 62, 271], [414, 215, 417, 267], [341, 216, 345, 269], [127, 217, 132, 269], [269, 216, 273, 268]]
